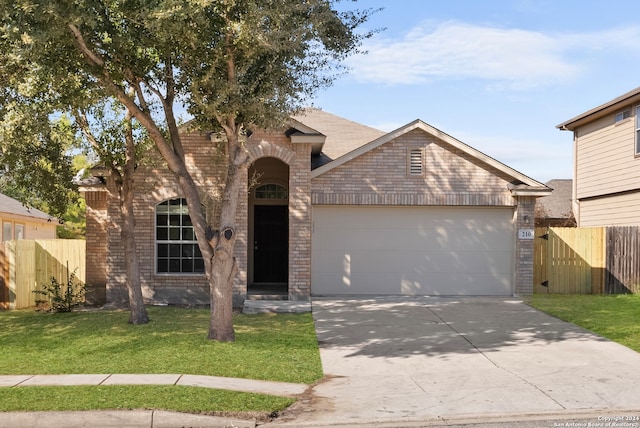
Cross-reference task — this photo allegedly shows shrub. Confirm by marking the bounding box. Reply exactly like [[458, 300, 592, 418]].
[[34, 270, 86, 313]]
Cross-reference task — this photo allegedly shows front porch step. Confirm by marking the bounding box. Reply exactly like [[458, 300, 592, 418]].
[[242, 300, 312, 314]]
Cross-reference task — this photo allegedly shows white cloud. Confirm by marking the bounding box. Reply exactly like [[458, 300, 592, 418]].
[[348, 21, 640, 89]]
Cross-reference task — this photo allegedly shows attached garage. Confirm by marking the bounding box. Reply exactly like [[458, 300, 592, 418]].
[[311, 206, 515, 296]]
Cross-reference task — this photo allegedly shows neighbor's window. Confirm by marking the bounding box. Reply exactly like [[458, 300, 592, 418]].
[[255, 184, 288, 200], [14, 224, 24, 240], [636, 106, 640, 155], [408, 148, 424, 176], [156, 198, 204, 274], [616, 109, 631, 123], [3, 222, 12, 241]]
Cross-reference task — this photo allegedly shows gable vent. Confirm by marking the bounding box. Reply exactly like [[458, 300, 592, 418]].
[[409, 148, 423, 176]]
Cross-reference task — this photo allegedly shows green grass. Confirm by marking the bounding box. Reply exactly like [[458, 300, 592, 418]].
[[530, 294, 640, 352], [0, 386, 294, 413], [0, 306, 322, 414]]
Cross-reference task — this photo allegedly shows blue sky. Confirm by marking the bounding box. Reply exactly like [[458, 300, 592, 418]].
[[312, 0, 640, 183]]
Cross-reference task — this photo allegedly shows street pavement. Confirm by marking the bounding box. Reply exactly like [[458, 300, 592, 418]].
[[4, 296, 640, 427]]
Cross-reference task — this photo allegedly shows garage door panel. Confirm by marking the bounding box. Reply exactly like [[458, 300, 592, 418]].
[[312, 206, 514, 296], [315, 229, 510, 252], [316, 271, 511, 295], [317, 250, 512, 274]]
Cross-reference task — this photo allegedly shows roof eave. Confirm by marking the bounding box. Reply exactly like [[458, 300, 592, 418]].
[[557, 86, 640, 131], [509, 186, 553, 197]]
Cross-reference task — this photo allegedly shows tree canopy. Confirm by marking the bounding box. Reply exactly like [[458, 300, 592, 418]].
[[0, 0, 376, 340]]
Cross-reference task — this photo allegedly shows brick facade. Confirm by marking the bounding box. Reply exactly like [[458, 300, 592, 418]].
[[312, 129, 515, 207], [82, 118, 544, 305], [84, 128, 313, 307]]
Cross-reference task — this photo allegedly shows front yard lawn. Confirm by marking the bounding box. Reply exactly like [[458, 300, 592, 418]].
[[530, 294, 640, 352], [0, 306, 322, 414]]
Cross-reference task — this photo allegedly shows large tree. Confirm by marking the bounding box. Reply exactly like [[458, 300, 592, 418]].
[[0, 0, 375, 341]]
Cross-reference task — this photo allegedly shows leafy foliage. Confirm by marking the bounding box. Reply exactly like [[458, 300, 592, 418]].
[[0, 0, 377, 340], [33, 270, 86, 313]]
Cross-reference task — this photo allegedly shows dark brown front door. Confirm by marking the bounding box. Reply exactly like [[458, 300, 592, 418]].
[[254, 205, 288, 283]]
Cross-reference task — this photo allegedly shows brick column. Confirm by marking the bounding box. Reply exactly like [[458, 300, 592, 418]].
[[514, 196, 536, 296], [289, 143, 312, 300]]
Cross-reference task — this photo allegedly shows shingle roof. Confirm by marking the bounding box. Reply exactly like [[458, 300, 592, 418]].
[[291, 109, 386, 160], [0, 193, 52, 221], [536, 179, 573, 218]]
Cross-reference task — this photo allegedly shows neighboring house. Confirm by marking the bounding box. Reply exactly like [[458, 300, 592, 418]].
[[0, 193, 56, 241], [535, 179, 576, 227], [80, 109, 551, 306], [557, 87, 640, 227]]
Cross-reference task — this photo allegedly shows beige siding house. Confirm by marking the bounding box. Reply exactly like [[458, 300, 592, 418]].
[[557, 87, 640, 227], [0, 193, 57, 241], [82, 109, 551, 306]]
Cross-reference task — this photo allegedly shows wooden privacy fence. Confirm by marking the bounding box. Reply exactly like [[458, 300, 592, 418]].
[[534, 226, 640, 294], [0, 240, 86, 310]]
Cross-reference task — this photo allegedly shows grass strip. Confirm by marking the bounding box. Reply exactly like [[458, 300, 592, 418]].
[[530, 294, 640, 352], [0, 385, 294, 413]]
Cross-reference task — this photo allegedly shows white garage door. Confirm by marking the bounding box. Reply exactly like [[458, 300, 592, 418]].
[[312, 206, 514, 296]]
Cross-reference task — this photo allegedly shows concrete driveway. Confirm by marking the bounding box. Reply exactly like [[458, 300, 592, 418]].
[[275, 296, 640, 426]]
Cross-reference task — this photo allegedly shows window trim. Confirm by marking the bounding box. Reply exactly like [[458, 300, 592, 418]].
[[615, 109, 631, 123], [155, 198, 204, 275]]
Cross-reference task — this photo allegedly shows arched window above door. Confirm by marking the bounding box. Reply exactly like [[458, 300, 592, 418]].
[[255, 184, 288, 200]]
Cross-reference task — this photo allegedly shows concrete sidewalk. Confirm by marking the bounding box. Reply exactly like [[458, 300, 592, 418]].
[[0, 410, 257, 428], [0, 374, 308, 428], [0, 374, 307, 397]]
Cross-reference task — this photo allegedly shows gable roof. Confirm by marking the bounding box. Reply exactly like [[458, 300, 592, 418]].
[[290, 109, 386, 160], [557, 86, 640, 131], [0, 193, 52, 222], [311, 119, 550, 192]]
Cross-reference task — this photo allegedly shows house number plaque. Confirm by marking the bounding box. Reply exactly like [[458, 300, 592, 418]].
[[518, 229, 535, 240]]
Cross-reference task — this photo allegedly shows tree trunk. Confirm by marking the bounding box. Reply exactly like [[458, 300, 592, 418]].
[[207, 133, 247, 341], [120, 111, 149, 325]]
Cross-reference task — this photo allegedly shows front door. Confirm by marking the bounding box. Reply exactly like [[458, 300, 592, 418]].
[[253, 205, 288, 283]]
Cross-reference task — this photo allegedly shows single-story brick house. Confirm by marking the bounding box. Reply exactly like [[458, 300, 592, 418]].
[[81, 109, 551, 306]]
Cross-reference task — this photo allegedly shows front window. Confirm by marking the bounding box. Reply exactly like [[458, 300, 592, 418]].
[[156, 198, 204, 274]]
